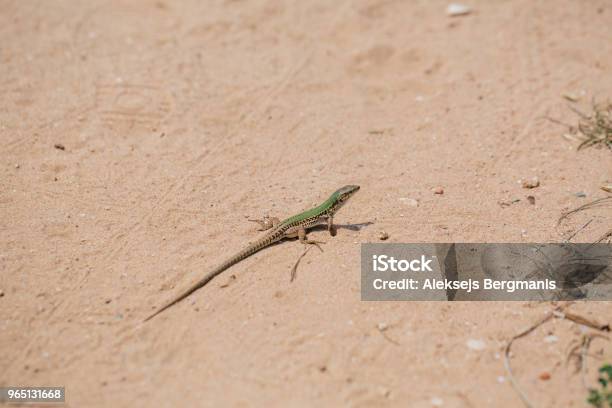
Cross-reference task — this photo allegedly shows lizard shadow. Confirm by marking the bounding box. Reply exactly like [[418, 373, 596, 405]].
[[320, 221, 375, 232], [332, 221, 375, 231], [307, 221, 375, 236]]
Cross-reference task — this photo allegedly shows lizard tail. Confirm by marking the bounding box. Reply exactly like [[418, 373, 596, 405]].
[[143, 234, 279, 322]]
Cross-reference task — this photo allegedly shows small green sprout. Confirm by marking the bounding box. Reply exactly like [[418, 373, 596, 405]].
[[588, 364, 612, 407]]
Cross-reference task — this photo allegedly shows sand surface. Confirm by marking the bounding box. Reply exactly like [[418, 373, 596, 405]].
[[2, 0, 612, 406]]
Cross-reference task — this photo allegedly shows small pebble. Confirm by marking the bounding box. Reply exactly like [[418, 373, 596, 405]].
[[543, 335, 558, 343], [498, 198, 520, 208], [378, 386, 391, 398], [522, 177, 540, 189], [431, 397, 444, 406], [562, 92, 580, 102], [446, 3, 471, 16], [527, 195, 535, 205], [377, 322, 388, 331], [104, 298, 112, 304], [574, 192, 586, 198], [400, 198, 419, 207], [54, 143, 65, 151], [466, 339, 486, 350], [0, 289, 4, 297], [14, 164, 20, 169], [602, 183, 612, 193], [433, 187, 444, 195], [539, 371, 551, 381], [378, 231, 389, 241]]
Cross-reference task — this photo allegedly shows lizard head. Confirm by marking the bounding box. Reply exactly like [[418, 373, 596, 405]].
[[333, 185, 360, 205]]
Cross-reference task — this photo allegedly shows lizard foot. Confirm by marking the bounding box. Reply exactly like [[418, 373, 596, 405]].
[[248, 216, 279, 231]]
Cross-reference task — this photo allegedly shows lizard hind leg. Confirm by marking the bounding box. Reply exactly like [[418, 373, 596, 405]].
[[248, 216, 280, 231], [297, 227, 325, 252]]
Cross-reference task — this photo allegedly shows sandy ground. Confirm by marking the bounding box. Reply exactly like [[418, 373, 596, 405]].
[[2, 0, 612, 406]]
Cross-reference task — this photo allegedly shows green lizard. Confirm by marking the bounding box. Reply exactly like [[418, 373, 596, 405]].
[[144, 185, 360, 321]]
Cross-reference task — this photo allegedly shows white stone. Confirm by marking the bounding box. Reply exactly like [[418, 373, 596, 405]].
[[431, 397, 444, 406], [446, 3, 471, 16], [544, 335, 558, 343], [466, 339, 486, 350]]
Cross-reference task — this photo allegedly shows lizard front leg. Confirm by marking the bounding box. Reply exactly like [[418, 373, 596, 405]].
[[327, 216, 337, 237]]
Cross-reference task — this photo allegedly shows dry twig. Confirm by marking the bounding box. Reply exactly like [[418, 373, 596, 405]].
[[504, 302, 611, 407], [504, 304, 569, 407], [567, 333, 610, 388], [548, 101, 612, 150], [558, 197, 612, 225]]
